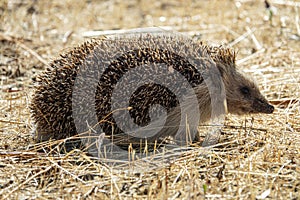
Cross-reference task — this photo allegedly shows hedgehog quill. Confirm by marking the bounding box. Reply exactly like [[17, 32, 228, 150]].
[[30, 33, 274, 150]]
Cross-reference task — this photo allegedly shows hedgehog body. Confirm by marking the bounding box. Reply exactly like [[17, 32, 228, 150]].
[[30, 34, 274, 146]]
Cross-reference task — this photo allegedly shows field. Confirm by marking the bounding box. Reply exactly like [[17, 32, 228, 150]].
[[0, 0, 299, 199]]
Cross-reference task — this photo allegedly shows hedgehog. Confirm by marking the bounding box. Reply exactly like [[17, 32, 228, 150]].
[[30, 33, 274, 149]]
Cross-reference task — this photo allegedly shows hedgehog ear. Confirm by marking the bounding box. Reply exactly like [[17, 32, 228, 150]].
[[216, 48, 236, 77]]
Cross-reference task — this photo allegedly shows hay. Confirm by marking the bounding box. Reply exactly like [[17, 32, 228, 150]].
[[0, 0, 299, 199]]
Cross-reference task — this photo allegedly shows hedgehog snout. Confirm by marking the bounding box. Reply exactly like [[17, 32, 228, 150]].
[[265, 103, 274, 114], [253, 98, 274, 114]]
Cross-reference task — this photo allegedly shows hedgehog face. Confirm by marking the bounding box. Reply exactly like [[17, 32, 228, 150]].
[[223, 70, 274, 115], [208, 46, 274, 116]]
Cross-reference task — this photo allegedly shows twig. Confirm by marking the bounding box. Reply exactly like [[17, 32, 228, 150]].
[[246, 26, 263, 50], [236, 48, 265, 65], [82, 26, 173, 37], [228, 29, 254, 47], [271, 0, 300, 7], [0, 32, 49, 66], [0, 119, 25, 124], [16, 41, 49, 67], [269, 98, 299, 106]]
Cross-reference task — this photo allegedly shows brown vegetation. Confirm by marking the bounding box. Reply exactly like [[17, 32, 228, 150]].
[[0, 0, 299, 199]]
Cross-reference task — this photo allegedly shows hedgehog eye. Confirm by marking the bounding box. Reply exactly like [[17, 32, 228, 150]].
[[240, 86, 250, 95]]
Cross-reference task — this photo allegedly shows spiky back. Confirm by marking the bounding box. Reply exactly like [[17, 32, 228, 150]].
[[30, 34, 236, 143]]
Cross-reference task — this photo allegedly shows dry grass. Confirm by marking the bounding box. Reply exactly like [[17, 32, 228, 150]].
[[0, 0, 299, 199]]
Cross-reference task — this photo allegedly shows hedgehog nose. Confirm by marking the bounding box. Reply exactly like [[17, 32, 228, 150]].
[[267, 104, 274, 113]]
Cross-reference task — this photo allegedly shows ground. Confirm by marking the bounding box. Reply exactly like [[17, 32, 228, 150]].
[[0, 0, 299, 199]]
